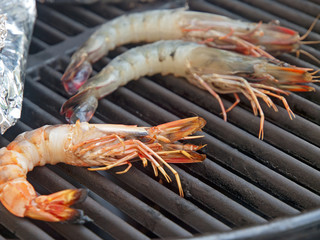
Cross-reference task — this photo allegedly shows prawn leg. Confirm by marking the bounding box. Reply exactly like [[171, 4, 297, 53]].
[[258, 89, 295, 119], [116, 162, 133, 175], [88, 139, 202, 197], [80, 117, 207, 197], [189, 72, 266, 139], [190, 70, 228, 121], [226, 93, 240, 113]]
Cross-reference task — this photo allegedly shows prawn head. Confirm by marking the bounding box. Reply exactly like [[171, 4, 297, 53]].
[[187, 46, 318, 139], [259, 15, 320, 65], [183, 12, 319, 61], [74, 117, 207, 197], [261, 15, 320, 58]]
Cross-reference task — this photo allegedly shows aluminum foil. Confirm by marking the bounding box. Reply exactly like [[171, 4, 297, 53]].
[[0, 0, 36, 134], [37, 0, 154, 4], [0, 15, 6, 50]]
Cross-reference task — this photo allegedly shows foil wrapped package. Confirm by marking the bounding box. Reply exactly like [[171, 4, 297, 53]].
[[0, 0, 36, 134]]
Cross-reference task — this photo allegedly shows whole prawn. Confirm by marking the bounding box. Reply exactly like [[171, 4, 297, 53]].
[[0, 117, 206, 222], [61, 8, 311, 95], [60, 40, 318, 140]]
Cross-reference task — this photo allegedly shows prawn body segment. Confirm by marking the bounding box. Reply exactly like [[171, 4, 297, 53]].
[[62, 8, 303, 94], [62, 9, 184, 94], [61, 40, 200, 123], [61, 40, 317, 139], [0, 126, 86, 222], [0, 117, 206, 221]]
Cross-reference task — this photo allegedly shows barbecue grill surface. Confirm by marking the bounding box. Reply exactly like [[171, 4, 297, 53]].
[[1, 0, 320, 239]]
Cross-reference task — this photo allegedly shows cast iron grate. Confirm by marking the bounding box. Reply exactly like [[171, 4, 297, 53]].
[[0, 0, 320, 239]]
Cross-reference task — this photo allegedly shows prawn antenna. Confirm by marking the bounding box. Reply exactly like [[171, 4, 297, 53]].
[[300, 40, 320, 45], [298, 49, 320, 65], [300, 14, 320, 41], [311, 69, 320, 82]]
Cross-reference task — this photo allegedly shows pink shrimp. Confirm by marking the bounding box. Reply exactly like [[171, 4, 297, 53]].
[[61, 8, 309, 95], [0, 117, 206, 222], [61, 40, 318, 140]]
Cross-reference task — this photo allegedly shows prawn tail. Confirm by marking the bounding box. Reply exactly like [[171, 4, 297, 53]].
[[262, 64, 317, 92], [0, 178, 88, 222], [25, 189, 88, 223], [60, 88, 98, 123], [61, 57, 92, 95], [148, 117, 206, 143]]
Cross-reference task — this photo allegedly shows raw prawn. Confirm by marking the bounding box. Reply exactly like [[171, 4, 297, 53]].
[[0, 117, 206, 222], [60, 40, 318, 139], [61, 8, 310, 95]]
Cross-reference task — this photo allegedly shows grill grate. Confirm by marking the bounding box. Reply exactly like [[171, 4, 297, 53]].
[[1, 0, 320, 239]]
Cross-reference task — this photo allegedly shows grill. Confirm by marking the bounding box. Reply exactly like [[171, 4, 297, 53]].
[[1, 0, 320, 239]]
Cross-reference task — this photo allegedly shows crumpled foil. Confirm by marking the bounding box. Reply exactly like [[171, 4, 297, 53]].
[[0, 15, 6, 50], [0, 0, 36, 134]]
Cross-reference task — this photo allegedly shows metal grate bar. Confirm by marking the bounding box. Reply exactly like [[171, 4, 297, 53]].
[[30, 38, 48, 54], [310, 0, 320, 4], [210, 0, 319, 36], [37, 4, 86, 36], [278, 0, 320, 16], [242, 0, 320, 31], [29, 167, 149, 240], [86, 3, 126, 19], [108, 167, 231, 233], [186, 160, 299, 218], [34, 20, 67, 45], [51, 5, 106, 27], [189, 0, 245, 19], [0, 202, 54, 240], [57, 165, 193, 238]]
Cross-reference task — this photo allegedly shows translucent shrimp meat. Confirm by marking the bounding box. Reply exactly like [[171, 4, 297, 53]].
[[61, 8, 309, 95], [60, 40, 318, 139]]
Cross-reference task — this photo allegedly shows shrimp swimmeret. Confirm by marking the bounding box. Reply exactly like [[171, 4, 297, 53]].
[[61, 8, 312, 95], [0, 117, 206, 222], [60, 40, 318, 140]]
